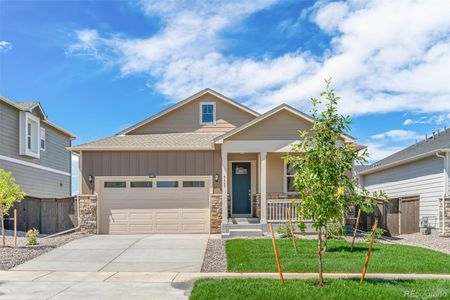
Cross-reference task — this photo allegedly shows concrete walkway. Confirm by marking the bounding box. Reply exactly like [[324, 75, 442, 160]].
[[12, 234, 209, 273], [0, 271, 449, 299]]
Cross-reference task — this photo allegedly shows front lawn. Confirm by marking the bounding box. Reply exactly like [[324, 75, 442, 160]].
[[190, 279, 450, 300], [226, 239, 450, 274]]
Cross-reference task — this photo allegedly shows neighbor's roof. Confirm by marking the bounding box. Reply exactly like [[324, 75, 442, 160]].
[[358, 128, 450, 175], [69, 132, 222, 152], [0, 96, 76, 138], [214, 103, 356, 143], [117, 88, 260, 135]]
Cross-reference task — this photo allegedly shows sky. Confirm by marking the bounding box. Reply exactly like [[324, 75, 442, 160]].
[[1, 0, 450, 195]]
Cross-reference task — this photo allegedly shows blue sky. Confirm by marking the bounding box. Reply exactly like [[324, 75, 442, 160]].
[[1, 0, 450, 194]]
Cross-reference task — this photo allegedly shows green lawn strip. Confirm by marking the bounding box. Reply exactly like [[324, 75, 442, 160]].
[[226, 239, 450, 274], [190, 279, 450, 300]]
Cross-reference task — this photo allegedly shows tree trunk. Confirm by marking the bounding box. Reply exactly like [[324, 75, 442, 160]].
[[322, 227, 328, 253], [1, 213, 5, 247], [317, 228, 324, 286]]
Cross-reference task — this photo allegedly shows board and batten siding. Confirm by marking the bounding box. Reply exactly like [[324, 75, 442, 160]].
[[361, 156, 445, 230], [81, 150, 222, 194], [128, 94, 256, 134]]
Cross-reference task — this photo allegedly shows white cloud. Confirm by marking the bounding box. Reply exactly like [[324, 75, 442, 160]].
[[371, 129, 420, 141], [68, 0, 450, 115], [0, 41, 12, 52], [403, 113, 450, 125]]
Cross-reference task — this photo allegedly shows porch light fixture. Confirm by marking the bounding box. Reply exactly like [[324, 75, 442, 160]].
[[88, 175, 93, 183], [214, 174, 219, 182]]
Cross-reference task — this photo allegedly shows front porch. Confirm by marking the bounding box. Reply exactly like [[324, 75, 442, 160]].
[[219, 148, 300, 236]]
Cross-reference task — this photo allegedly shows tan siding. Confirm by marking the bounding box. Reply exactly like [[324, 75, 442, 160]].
[[82, 150, 222, 194], [267, 153, 285, 193], [227, 110, 312, 141], [129, 94, 256, 134]]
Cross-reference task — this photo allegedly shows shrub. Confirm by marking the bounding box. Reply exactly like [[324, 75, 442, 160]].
[[26, 228, 39, 245], [327, 221, 345, 240], [363, 227, 385, 243], [276, 223, 292, 238]]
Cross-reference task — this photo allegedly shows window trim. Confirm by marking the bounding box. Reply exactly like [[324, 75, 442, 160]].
[[40, 127, 46, 151], [199, 102, 216, 125], [19, 112, 40, 158], [284, 162, 296, 194]]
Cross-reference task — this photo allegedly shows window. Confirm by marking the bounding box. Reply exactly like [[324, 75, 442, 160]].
[[156, 181, 179, 188], [104, 181, 126, 188], [27, 123, 32, 150], [183, 181, 205, 188], [200, 102, 215, 124], [285, 163, 295, 193], [40, 128, 46, 151], [130, 181, 152, 188], [19, 112, 40, 158]]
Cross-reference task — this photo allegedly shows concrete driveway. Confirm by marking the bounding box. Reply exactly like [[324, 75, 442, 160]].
[[13, 234, 209, 273]]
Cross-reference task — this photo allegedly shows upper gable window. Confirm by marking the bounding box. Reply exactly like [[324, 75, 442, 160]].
[[200, 102, 216, 125], [19, 112, 40, 158]]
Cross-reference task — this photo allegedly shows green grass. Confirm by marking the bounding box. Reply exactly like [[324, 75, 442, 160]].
[[226, 239, 450, 273], [189, 279, 450, 300]]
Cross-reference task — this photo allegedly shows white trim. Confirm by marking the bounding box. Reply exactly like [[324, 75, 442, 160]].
[[260, 151, 267, 224], [0, 154, 71, 176], [199, 102, 216, 125], [117, 88, 260, 135], [229, 160, 255, 217], [68, 145, 216, 152], [19, 111, 40, 158]]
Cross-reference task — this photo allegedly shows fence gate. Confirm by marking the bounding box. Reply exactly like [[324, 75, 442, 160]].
[[400, 196, 420, 234]]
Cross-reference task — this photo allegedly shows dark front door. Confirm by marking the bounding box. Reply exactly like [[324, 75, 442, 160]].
[[232, 162, 251, 215]]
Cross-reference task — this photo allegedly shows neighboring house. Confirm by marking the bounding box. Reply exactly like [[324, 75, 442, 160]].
[[358, 130, 450, 235], [0, 96, 76, 199], [70, 89, 358, 236]]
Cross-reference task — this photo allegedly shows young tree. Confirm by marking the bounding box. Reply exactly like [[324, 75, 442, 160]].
[[286, 79, 384, 286], [0, 168, 26, 247]]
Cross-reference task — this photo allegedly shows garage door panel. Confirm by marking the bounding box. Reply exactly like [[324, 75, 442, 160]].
[[99, 178, 210, 234]]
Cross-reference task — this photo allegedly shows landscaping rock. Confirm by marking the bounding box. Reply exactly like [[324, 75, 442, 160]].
[[201, 237, 227, 272]]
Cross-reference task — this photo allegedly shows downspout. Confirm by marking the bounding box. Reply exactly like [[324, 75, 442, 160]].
[[436, 152, 447, 234]]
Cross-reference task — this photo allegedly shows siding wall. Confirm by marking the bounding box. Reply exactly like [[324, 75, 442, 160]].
[[0, 159, 70, 198], [362, 156, 444, 230], [228, 110, 312, 140], [81, 150, 222, 194], [0, 101, 72, 198], [129, 94, 256, 134]]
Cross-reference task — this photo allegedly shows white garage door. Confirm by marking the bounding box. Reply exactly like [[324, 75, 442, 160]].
[[98, 177, 211, 234]]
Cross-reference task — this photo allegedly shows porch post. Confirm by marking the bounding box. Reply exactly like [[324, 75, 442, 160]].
[[222, 148, 228, 224], [260, 151, 267, 224]]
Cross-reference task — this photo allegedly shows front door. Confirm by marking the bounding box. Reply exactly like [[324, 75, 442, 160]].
[[232, 162, 251, 215]]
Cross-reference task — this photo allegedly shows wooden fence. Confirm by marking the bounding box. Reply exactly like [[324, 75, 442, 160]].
[[4, 196, 78, 234]]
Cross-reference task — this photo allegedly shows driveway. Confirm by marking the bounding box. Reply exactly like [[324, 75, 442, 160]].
[[13, 234, 209, 272]]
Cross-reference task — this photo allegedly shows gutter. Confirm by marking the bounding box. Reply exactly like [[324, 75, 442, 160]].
[[436, 152, 448, 235]]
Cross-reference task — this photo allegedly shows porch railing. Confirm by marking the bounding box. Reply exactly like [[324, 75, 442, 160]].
[[267, 199, 299, 222]]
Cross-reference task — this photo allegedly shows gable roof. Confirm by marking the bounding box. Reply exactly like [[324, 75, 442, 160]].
[[0, 96, 76, 138], [117, 88, 260, 135], [358, 128, 450, 175], [214, 103, 356, 143], [69, 132, 220, 152]]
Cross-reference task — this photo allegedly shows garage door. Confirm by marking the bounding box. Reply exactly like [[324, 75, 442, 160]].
[[98, 177, 210, 234]]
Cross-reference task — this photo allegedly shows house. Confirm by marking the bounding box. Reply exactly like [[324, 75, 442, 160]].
[[0, 96, 76, 199], [70, 89, 357, 236], [358, 130, 450, 236]]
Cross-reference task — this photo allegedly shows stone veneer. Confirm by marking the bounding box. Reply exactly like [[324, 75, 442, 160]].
[[210, 194, 222, 233], [439, 197, 450, 236], [78, 194, 98, 234]]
